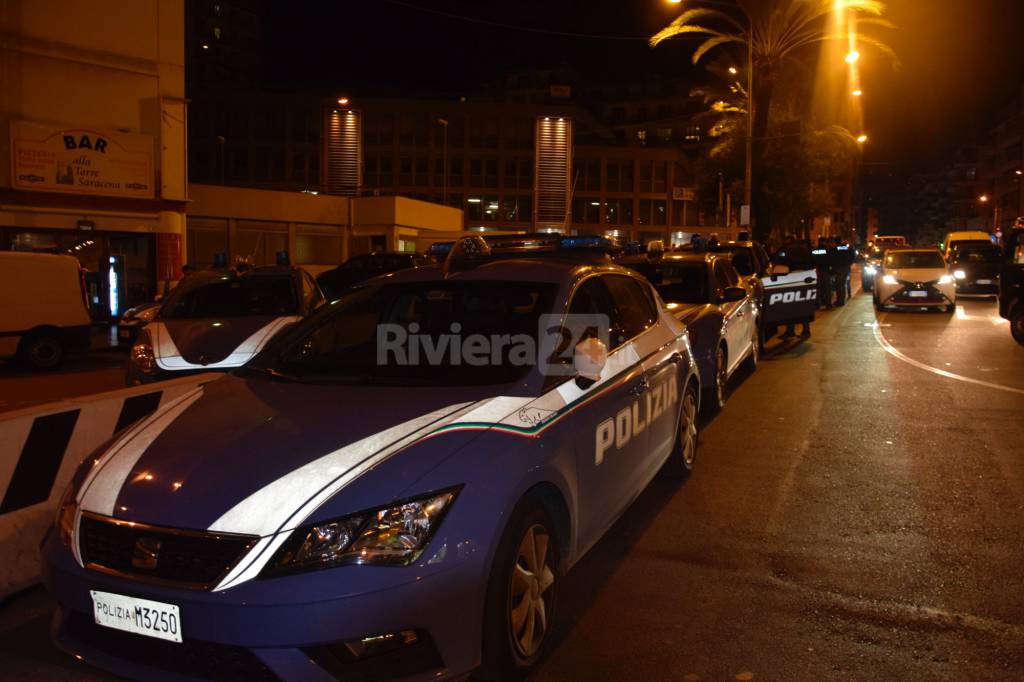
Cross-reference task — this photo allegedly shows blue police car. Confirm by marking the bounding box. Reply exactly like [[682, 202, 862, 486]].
[[43, 234, 701, 681]]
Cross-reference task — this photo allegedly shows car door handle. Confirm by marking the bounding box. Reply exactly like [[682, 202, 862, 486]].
[[630, 379, 649, 396]]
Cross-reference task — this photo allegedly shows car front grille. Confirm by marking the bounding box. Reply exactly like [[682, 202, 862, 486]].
[[79, 513, 257, 590], [891, 279, 945, 304], [66, 611, 279, 681]]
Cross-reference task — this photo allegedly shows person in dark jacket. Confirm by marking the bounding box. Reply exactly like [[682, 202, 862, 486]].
[[775, 236, 813, 339], [833, 238, 856, 306], [813, 237, 833, 309]]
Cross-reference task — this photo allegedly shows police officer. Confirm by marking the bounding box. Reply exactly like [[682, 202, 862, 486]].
[[833, 238, 856, 306], [812, 237, 833, 309]]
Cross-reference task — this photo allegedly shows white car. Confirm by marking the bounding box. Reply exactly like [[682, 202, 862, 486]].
[[873, 248, 956, 313]]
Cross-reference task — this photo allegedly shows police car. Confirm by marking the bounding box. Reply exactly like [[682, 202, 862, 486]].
[[44, 234, 701, 681], [127, 266, 325, 383]]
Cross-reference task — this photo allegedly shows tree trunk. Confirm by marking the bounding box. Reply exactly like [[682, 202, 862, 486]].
[[751, 67, 776, 243]]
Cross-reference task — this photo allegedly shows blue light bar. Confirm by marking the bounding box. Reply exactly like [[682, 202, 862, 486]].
[[426, 242, 454, 257], [559, 235, 614, 250]]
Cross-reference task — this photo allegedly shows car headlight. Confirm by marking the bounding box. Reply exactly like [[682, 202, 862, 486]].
[[130, 329, 157, 374], [953, 269, 966, 280], [863, 265, 877, 275], [939, 274, 956, 285], [882, 274, 898, 285], [55, 481, 79, 547], [263, 488, 459, 576]]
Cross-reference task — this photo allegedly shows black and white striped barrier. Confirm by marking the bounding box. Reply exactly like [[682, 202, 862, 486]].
[[0, 374, 219, 599]]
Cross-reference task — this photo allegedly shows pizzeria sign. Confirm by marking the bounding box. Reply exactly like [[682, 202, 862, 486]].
[[10, 120, 154, 199]]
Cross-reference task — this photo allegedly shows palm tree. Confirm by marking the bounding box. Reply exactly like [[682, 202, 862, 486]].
[[651, 0, 895, 237]]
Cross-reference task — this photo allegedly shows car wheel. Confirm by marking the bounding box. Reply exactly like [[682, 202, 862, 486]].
[[943, 303, 956, 314], [21, 333, 64, 370], [873, 294, 882, 311], [1011, 307, 1024, 344], [660, 380, 700, 479], [481, 499, 559, 680], [702, 345, 727, 415], [743, 323, 759, 372]]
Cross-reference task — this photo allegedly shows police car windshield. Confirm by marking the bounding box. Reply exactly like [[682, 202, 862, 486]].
[[256, 280, 558, 386], [885, 251, 945, 269], [631, 262, 707, 304], [162, 275, 298, 318]]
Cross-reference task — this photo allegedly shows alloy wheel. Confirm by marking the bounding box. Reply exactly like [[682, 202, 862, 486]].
[[509, 524, 555, 659], [680, 388, 698, 466]]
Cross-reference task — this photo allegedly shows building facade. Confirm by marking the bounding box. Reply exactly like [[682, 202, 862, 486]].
[[1, 0, 187, 320]]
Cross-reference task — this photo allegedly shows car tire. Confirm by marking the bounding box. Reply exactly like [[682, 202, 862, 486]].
[[481, 497, 560, 681], [660, 379, 700, 479], [742, 323, 759, 372], [21, 332, 64, 370], [943, 303, 956, 314], [702, 345, 727, 415], [1011, 307, 1024, 345]]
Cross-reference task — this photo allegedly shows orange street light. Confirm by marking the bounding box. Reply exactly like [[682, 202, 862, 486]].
[[852, 89, 863, 96], [728, 66, 738, 75], [856, 134, 868, 144], [337, 97, 350, 106], [845, 51, 860, 64], [979, 194, 989, 203]]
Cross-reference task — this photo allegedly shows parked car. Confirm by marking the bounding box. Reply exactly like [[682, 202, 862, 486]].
[[0, 252, 91, 369], [44, 234, 701, 681], [860, 244, 887, 292], [999, 222, 1024, 343], [316, 252, 434, 299], [623, 251, 758, 413], [116, 299, 162, 347], [949, 242, 1002, 295], [127, 266, 324, 383], [873, 248, 956, 312], [942, 230, 993, 259]]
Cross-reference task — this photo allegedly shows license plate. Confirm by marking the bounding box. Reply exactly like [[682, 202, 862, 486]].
[[977, 279, 992, 285], [91, 590, 182, 643], [908, 290, 928, 298]]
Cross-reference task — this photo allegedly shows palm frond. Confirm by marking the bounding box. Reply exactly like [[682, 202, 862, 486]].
[[650, 23, 724, 48], [692, 34, 746, 63]]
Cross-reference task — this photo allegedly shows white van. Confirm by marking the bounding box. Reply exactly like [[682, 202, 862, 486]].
[[0, 252, 91, 369], [942, 230, 992, 259]]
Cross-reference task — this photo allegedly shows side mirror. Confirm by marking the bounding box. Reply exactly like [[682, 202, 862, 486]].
[[573, 337, 607, 388], [722, 286, 747, 303]]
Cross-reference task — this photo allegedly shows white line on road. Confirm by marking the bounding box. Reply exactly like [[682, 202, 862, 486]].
[[872, 321, 1024, 396]]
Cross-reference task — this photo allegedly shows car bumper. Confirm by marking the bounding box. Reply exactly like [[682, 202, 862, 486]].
[[955, 279, 999, 295], [877, 283, 955, 308], [42, 531, 484, 681]]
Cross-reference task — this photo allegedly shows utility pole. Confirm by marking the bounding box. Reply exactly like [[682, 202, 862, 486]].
[[437, 118, 449, 204], [743, 32, 753, 222]]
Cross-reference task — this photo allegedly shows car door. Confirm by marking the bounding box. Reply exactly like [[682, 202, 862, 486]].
[[562, 275, 651, 549], [606, 274, 682, 471], [713, 259, 748, 374]]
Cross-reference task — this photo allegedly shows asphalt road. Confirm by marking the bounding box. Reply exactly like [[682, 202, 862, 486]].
[[2, 291, 1022, 681]]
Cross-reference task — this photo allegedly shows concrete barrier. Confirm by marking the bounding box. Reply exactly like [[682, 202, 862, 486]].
[[0, 374, 219, 599]]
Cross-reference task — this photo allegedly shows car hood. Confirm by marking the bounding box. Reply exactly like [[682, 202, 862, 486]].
[[77, 374, 536, 537], [156, 316, 288, 365], [885, 267, 948, 282]]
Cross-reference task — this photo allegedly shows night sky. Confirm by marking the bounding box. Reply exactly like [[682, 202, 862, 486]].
[[265, 0, 1024, 168]]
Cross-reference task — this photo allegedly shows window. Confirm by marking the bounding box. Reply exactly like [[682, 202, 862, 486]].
[[573, 159, 600, 192], [399, 157, 413, 185], [684, 125, 701, 142], [606, 161, 634, 192], [450, 158, 464, 186], [603, 275, 658, 342], [415, 157, 428, 185], [504, 195, 532, 222], [713, 260, 740, 289], [638, 200, 666, 226], [605, 198, 633, 226], [484, 159, 498, 188], [572, 197, 601, 224], [379, 157, 393, 187], [469, 159, 483, 187]]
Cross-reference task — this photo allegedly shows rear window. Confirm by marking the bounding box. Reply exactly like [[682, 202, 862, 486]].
[[952, 245, 1001, 263], [162, 275, 298, 318], [633, 262, 708, 304]]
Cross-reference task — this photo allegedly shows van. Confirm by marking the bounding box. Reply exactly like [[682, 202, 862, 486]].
[[0, 252, 91, 369], [942, 230, 992, 258]]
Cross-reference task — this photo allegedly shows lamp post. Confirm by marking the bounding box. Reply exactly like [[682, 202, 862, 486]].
[[437, 118, 449, 204]]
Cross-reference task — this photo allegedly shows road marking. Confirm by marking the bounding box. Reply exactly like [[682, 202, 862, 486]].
[[871, 320, 1024, 396]]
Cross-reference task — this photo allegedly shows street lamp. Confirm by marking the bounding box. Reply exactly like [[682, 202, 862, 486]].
[[979, 194, 989, 203], [728, 66, 738, 75], [845, 50, 860, 64], [337, 97, 350, 107], [851, 89, 863, 96], [856, 134, 868, 144]]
